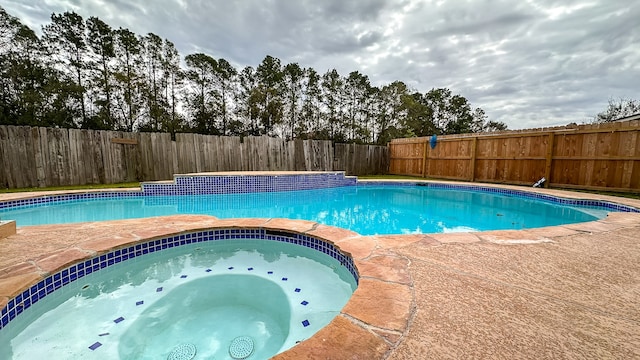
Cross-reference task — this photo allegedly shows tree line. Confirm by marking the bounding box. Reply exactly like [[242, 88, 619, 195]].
[[594, 98, 640, 123], [0, 7, 507, 144]]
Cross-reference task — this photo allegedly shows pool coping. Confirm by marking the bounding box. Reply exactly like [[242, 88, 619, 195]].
[[1, 179, 640, 358]]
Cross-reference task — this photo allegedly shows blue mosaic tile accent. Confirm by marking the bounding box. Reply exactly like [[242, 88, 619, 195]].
[[141, 172, 356, 196], [136, 301, 144, 306], [301, 301, 309, 306], [113, 317, 124, 324], [89, 342, 102, 350], [302, 320, 310, 327], [0, 228, 359, 332]]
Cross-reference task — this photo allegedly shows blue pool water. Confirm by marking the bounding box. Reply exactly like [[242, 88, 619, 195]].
[[0, 239, 356, 359], [1, 185, 612, 234]]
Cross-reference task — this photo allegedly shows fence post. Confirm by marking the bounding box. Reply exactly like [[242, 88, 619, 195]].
[[421, 139, 429, 178], [470, 136, 478, 182], [544, 132, 555, 185]]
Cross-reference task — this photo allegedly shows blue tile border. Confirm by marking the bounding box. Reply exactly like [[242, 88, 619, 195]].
[[0, 191, 140, 210], [357, 181, 640, 213], [0, 228, 359, 332]]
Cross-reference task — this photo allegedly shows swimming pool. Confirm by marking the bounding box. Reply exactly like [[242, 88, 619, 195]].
[[1, 172, 639, 359], [1, 183, 635, 235]]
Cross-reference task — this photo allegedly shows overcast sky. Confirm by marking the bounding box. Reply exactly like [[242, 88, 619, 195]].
[[3, 0, 639, 129]]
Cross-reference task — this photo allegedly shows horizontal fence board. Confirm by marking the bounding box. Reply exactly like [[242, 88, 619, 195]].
[[111, 138, 138, 145], [389, 120, 640, 192]]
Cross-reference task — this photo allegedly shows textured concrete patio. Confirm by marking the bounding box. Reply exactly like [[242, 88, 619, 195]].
[[1, 184, 639, 359]]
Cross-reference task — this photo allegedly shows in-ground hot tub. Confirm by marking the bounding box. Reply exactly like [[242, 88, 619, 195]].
[[0, 228, 358, 359]]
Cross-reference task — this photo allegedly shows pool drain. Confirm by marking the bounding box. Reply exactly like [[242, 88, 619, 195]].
[[167, 343, 196, 360], [229, 336, 254, 359]]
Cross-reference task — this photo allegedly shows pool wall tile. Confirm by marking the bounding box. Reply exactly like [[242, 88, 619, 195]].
[[0, 191, 140, 211], [0, 227, 359, 332]]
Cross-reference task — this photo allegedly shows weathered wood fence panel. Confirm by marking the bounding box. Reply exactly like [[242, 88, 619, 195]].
[[334, 143, 389, 176], [389, 120, 640, 192], [0, 126, 388, 189]]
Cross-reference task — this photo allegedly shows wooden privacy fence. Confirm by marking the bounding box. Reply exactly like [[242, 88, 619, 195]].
[[389, 120, 640, 193], [0, 126, 388, 189]]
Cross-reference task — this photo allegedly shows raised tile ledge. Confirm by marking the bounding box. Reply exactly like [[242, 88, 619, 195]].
[[140, 171, 357, 195]]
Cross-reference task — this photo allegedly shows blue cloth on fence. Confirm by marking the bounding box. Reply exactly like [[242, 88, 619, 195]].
[[430, 135, 437, 149]]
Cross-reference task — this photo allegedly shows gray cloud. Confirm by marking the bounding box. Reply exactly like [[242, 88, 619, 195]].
[[3, 0, 639, 129]]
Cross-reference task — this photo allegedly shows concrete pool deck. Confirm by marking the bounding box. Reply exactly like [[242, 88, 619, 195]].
[[1, 182, 640, 359]]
